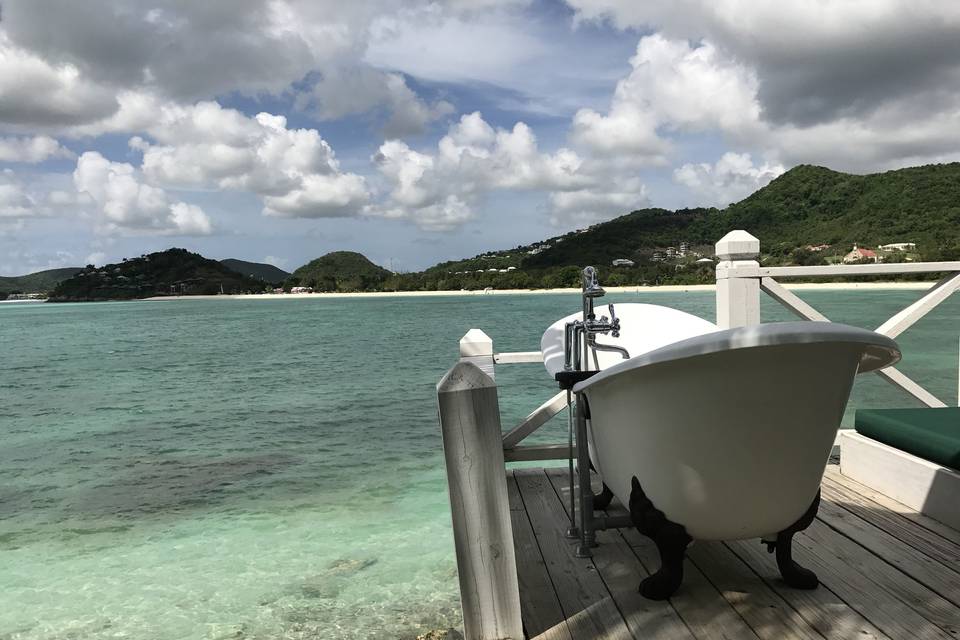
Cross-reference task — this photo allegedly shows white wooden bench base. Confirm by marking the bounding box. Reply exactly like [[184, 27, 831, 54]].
[[839, 431, 960, 531]]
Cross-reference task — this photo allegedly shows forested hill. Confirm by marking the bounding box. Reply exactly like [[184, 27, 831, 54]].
[[49, 249, 266, 302], [220, 259, 290, 284], [391, 162, 960, 290], [707, 163, 960, 260], [288, 251, 392, 292], [0, 267, 81, 297], [524, 163, 960, 268]]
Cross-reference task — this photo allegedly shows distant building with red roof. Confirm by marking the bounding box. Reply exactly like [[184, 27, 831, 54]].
[[843, 244, 879, 264]]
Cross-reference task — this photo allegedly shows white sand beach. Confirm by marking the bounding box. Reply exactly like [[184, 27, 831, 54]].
[[140, 280, 936, 302]]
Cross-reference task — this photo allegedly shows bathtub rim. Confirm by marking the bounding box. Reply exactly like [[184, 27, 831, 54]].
[[573, 321, 901, 394]]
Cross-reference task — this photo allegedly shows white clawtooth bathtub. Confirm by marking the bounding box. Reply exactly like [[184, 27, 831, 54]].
[[543, 303, 900, 547]]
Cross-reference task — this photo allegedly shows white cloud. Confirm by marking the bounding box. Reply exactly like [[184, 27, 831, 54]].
[[263, 255, 287, 269], [565, 1, 960, 173], [0, 248, 79, 275], [366, 4, 548, 87], [0, 135, 74, 163], [298, 68, 454, 137], [73, 151, 213, 235], [85, 251, 108, 266], [0, 170, 36, 218], [0, 33, 118, 127], [133, 102, 370, 218], [548, 178, 649, 227], [262, 172, 371, 218], [371, 112, 597, 229], [673, 152, 784, 207], [0, 1, 542, 135], [571, 34, 759, 159]]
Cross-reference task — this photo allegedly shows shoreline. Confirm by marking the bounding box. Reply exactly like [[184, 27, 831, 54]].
[[138, 280, 936, 301]]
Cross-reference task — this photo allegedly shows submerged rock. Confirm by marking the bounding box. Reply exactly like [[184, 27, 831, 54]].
[[416, 629, 464, 640], [325, 557, 378, 575]]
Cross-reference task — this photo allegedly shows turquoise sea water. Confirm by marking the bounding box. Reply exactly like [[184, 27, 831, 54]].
[[1, 290, 958, 639]]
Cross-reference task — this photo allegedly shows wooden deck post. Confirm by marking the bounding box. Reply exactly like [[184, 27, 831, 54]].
[[715, 230, 761, 328], [437, 360, 523, 640]]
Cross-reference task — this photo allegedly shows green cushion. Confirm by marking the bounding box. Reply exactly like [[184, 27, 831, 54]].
[[855, 408, 960, 471]]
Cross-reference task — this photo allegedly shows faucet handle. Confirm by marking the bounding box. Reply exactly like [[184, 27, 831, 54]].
[[608, 303, 621, 337]]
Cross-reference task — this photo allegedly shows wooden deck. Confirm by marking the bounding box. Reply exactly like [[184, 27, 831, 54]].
[[508, 464, 960, 640]]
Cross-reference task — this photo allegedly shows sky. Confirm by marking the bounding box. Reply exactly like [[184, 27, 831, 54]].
[[3, 1, 960, 275]]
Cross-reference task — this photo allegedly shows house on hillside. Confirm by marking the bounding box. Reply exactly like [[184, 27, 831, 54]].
[[843, 244, 879, 264], [612, 258, 635, 267], [805, 244, 831, 252], [879, 242, 916, 252]]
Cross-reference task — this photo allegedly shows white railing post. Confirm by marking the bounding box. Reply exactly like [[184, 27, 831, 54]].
[[715, 230, 761, 328], [437, 361, 523, 640], [460, 329, 495, 380]]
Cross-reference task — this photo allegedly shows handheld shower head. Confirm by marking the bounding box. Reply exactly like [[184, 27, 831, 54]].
[[582, 266, 606, 298]]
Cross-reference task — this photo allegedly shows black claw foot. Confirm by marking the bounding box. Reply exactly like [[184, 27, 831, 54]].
[[630, 476, 691, 601], [639, 559, 686, 600], [773, 490, 821, 590], [776, 543, 819, 589], [593, 483, 614, 511]]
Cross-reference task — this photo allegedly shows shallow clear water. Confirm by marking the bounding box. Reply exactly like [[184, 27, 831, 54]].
[[1, 290, 957, 639]]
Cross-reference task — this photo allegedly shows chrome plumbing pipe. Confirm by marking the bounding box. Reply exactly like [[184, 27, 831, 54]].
[[565, 388, 578, 539]]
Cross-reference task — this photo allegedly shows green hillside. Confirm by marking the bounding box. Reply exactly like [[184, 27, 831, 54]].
[[49, 249, 267, 302], [288, 251, 392, 292], [0, 267, 82, 297], [21, 162, 960, 299], [220, 259, 290, 285], [391, 162, 960, 290], [715, 163, 960, 259], [522, 164, 960, 268]]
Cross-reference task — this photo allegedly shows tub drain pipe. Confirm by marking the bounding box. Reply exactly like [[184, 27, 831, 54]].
[[565, 388, 579, 539], [576, 392, 596, 558]]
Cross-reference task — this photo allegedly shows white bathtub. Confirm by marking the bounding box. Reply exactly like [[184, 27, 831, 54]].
[[569, 320, 900, 540]]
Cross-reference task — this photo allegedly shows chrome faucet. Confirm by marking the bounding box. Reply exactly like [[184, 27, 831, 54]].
[[559, 266, 630, 551], [563, 266, 629, 372]]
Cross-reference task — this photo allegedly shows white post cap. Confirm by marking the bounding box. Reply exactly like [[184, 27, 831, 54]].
[[459, 328, 493, 357], [716, 230, 760, 260]]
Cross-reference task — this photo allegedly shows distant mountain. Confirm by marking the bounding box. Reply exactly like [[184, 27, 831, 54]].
[[24, 162, 960, 300], [289, 251, 392, 292], [49, 249, 266, 302], [521, 163, 960, 269], [0, 267, 82, 297], [220, 259, 290, 285], [393, 162, 960, 290]]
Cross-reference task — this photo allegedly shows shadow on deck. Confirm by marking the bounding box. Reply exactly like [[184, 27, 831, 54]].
[[508, 464, 960, 640]]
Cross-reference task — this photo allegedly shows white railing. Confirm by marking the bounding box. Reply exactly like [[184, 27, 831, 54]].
[[458, 329, 570, 461], [451, 230, 960, 467], [715, 230, 960, 408]]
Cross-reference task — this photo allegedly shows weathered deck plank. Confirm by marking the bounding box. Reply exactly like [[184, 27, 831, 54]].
[[815, 498, 960, 608], [686, 540, 825, 640], [507, 471, 573, 640], [511, 465, 960, 639], [796, 521, 957, 639], [543, 468, 696, 640], [823, 466, 960, 547], [821, 476, 960, 570], [514, 468, 633, 639], [726, 538, 891, 640], [621, 527, 762, 640]]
